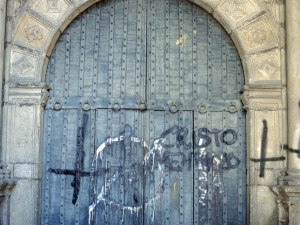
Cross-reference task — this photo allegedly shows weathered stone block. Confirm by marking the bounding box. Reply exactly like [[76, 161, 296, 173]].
[[13, 163, 40, 179], [32, 0, 74, 23], [249, 185, 277, 225], [233, 15, 279, 55], [243, 49, 281, 87], [9, 179, 39, 225], [14, 12, 53, 50], [214, 0, 263, 32], [10, 46, 45, 82]]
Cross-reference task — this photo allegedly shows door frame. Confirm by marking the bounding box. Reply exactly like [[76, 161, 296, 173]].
[[2, 0, 286, 224]]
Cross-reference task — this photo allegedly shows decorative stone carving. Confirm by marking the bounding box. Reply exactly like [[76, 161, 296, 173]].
[[235, 15, 278, 54], [33, 0, 73, 23], [24, 25, 44, 43], [248, 26, 267, 45], [15, 13, 52, 49], [10, 47, 45, 81], [245, 49, 281, 85], [261, 0, 282, 24], [12, 56, 34, 75], [240, 86, 284, 110], [257, 59, 277, 78], [216, 0, 261, 28], [47, 0, 61, 13], [228, 0, 247, 14], [5, 82, 50, 106]]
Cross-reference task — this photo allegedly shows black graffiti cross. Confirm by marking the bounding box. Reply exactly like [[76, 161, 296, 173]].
[[250, 120, 285, 177], [48, 114, 94, 204]]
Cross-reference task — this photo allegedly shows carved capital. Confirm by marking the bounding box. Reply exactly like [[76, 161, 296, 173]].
[[240, 85, 285, 111], [4, 82, 50, 107]]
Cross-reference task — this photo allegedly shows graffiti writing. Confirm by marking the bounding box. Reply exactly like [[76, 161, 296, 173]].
[[198, 128, 237, 147], [194, 151, 240, 171], [48, 124, 241, 222], [160, 125, 191, 150]]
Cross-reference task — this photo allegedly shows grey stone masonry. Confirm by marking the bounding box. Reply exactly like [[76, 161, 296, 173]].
[[0, 161, 17, 225]]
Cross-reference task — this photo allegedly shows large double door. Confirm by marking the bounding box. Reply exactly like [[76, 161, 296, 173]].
[[41, 0, 246, 224]]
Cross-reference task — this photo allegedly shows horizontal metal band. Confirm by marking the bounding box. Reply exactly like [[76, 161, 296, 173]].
[[45, 97, 242, 112]]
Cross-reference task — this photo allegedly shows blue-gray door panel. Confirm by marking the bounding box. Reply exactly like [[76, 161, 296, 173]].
[[141, 110, 194, 225], [91, 109, 145, 225], [41, 0, 246, 224], [194, 110, 246, 225], [147, 0, 243, 101]]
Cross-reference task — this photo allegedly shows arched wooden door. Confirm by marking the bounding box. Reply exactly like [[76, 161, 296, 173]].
[[41, 0, 246, 224]]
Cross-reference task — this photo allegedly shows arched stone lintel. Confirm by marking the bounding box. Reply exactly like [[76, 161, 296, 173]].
[[8, 0, 284, 88]]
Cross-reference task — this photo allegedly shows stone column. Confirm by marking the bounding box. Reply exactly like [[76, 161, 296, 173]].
[[286, 0, 300, 173], [271, 1, 300, 224], [2, 83, 49, 225]]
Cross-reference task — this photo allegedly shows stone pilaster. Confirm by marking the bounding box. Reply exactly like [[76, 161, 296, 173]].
[[2, 82, 49, 225], [241, 86, 287, 225]]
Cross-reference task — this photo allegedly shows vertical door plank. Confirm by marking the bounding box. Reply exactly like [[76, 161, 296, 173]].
[[47, 110, 64, 225], [97, 1, 110, 98], [194, 6, 209, 100], [194, 111, 209, 225], [169, 0, 180, 100]]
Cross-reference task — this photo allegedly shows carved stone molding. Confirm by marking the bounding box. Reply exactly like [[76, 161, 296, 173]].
[[10, 46, 45, 81], [216, 0, 262, 29], [32, 0, 74, 23], [233, 15, 279, 55], [240, 85, 285, 111], [4, 82, 50, 107], [243, 49, 282, 86], [14, 13, 52, 50]]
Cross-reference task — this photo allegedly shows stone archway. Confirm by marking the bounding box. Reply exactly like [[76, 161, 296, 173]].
[[2, 0, 286, 224]]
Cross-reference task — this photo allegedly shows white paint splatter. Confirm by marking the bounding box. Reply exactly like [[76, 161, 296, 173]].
[[89, 136, 165, 224]]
